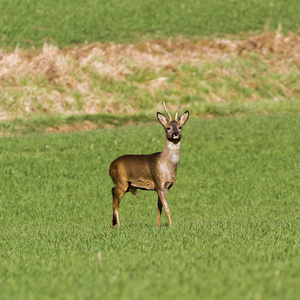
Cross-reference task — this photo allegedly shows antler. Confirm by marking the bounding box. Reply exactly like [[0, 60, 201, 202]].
[[174, 105, 179, 121], [163, 101, 172, 121]]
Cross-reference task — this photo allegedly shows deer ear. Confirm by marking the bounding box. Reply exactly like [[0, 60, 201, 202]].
[[157, 112, 168, 127], [178, 111, 189, 126]]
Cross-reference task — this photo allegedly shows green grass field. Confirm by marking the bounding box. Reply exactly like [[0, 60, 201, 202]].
[[1, 0, 300, 298], [1, 0, 300, 48], [1, 115, 300, 299]]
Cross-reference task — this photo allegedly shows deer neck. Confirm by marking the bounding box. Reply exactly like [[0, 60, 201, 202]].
[[162, 138, 181, 165]]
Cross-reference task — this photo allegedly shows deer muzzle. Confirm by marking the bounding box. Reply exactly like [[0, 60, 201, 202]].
[[172, 132, 180, 139]]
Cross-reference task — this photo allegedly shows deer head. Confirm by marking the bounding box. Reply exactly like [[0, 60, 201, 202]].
[[157, 102, 189, 143]]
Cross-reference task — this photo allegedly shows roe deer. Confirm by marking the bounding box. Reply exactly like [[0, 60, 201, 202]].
[[109, 102, 189, 227]]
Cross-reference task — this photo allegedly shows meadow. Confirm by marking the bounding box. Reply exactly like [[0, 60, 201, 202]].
[[1, 0, 300, 133], [1, 0, 300, 299], [0, 0, 299, 49], [1, 115, 300, 299]]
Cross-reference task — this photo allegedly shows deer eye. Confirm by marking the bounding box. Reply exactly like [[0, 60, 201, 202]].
[[179, 126, 182, 130], [167, 127, 171, 131]]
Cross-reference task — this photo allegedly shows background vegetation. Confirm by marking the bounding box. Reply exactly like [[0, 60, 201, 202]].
[[0, 0, 299, 49], [0, 0, 300, 134], [1, 33, 300, 135]]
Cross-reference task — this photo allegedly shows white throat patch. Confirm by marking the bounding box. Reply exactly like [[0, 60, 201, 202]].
[[166, 141, 180, 164]]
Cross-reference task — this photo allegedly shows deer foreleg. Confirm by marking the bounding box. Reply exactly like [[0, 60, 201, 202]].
[[157, 189, 172, 226]]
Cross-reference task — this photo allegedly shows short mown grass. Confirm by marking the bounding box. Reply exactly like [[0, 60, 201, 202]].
[[1, 115, 300, 299], [1, 0, 300, 48]]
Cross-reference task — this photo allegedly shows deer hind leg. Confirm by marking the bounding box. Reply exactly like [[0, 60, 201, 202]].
[[111, 184, 127, 227], [157, 189, 172, 227], [157, 197, 163, 226]]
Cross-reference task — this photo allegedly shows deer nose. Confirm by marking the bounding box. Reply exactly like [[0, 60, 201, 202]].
[[172, 132, 179, 139]]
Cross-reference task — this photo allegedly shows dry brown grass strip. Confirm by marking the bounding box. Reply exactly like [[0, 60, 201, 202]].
[[0, 31, 299, 121]]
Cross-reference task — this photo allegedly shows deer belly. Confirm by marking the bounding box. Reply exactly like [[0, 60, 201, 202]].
[[130, 179, 155, 191]]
